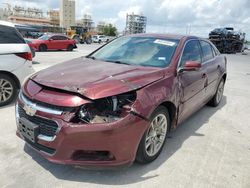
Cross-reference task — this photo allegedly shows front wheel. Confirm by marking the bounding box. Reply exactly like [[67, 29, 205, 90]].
[[136, 106, 170, 164], [207, 79, 225, 107], [39, 44, 47, 52]]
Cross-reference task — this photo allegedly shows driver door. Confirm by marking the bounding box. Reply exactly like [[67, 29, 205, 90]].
[[48, 36, 59, 50], [178, 40, 208, 122]]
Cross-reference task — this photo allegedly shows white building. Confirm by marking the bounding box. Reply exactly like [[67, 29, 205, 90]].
[[0, 8, 8, 21], [60, 0, 75, 29]]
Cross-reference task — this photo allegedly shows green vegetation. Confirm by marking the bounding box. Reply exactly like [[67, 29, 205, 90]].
[[103, 24, 117, 36]]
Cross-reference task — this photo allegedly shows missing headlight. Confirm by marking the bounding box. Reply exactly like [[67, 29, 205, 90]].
[[74, 91, 136, 124]]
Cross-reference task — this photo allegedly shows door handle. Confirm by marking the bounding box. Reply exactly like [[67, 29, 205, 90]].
[[217, 65, 221, 69], [202, 73, 207, 78]]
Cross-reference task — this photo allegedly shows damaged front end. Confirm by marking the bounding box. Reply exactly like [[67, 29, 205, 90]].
[[71, 91, 137, 124]]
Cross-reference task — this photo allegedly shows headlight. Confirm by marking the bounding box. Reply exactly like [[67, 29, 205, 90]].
[[74, 91, 136, 124]]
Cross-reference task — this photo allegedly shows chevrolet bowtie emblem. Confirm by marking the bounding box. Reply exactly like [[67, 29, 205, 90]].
[[23, 104, 37, 116]]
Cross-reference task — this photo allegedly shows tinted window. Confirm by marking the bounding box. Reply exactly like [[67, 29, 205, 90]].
[[180, 40, 202, 66], [0, 25, 25, 44], [56, 36, 68, 40], [200, 40, 214, 62], [90, 36, 179, 68], [51, 36, 60, 40]]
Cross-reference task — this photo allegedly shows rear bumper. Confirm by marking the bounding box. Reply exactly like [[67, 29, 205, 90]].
[[16, 101, 149, 167], [12, 61, 34, 85]]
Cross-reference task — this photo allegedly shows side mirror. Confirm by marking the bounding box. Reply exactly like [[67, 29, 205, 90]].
[[179, 61, 201, 72], [49, 38, 53, 41]]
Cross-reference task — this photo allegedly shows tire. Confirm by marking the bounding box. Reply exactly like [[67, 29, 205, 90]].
[[136, 106, 170, 164], [67, 44, 74, 51], [0, 74, 18, 107], [39, 44, 47, 52], [98, 40, 101, 44], [207, 79, 225, 107]]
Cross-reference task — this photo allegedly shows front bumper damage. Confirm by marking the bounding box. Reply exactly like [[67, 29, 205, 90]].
[[16, 92, 149, 167]]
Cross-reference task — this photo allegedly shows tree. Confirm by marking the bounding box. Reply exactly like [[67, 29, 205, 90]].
[[103, 24, 117, 36]]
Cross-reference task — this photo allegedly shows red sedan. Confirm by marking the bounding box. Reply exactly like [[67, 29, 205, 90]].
[[16, 34, 227, 167], [30, 34, 77, 52]]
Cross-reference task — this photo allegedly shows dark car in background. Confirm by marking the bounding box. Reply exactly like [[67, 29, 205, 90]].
[[16, 34, 227, 167], [30, 34, 77, 52]]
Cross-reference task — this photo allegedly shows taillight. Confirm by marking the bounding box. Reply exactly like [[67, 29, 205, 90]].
[[15, 52, 32, 61]]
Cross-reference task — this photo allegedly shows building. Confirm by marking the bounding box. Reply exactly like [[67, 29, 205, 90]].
[[0, 8, 8, 21], [76, 14, 94, 31], [96, 21, 106, 34], [5, 6, 51, 26], [48, 10, 60, 26], [60, 0, 75, 29], [125, 13, 147, 34]]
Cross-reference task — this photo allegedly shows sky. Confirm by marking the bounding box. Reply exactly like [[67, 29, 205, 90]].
[[0, 0, 249, 39]]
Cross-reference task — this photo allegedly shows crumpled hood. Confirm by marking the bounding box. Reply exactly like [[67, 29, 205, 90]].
[[31, 57, 165, 99]]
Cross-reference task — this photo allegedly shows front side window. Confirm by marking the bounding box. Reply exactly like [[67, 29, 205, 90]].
[[180, 40, 202, 66], [200, 40, 214, 62], [0, 25, 25, 44], [90, 36, 179, 68]]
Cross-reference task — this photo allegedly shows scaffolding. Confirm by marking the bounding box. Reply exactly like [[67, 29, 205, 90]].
[[125, 13, 147, 34], [47, 10, 60, 26], [76, 14, 94, 31]]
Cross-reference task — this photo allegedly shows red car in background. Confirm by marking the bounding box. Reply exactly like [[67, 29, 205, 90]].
[[30, 34, 77, 52]]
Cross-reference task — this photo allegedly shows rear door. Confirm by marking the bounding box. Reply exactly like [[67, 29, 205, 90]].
[[57, 36, 69, 49], [178, 40, 207, 121], [199, 40, 220, 99]]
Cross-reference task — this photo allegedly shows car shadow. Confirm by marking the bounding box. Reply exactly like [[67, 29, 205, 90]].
[[23, 96, 227, 185], [0, 103, 14, 110]]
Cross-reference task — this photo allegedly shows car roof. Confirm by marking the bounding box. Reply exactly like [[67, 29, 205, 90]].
[[43, 33, 68, 37], [127, 33, 198, 40], [0, 21, 15, 27]]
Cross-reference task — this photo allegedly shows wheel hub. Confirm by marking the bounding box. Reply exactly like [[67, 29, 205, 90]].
[[145, 113, 168, 157]]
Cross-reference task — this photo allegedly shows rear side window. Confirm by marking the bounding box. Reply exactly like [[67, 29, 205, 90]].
[[0, 25, 25, 44], [180, 40, 202, 66], [58, 36, 68, 40], [200, 40, 214, 62]]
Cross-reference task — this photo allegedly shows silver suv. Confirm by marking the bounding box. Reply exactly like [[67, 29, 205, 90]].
[[0, 21, 34, 106]]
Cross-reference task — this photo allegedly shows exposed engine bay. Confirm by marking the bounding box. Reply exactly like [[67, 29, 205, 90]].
[[74, 91, 136, 124]]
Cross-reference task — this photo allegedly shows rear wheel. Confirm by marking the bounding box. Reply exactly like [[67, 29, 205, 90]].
[[67, 44, 74, 51], [0, 74, 18, 107], [136, 106, 169, 164], [207, 79, 225, 107], [39, 44, 47, 52]]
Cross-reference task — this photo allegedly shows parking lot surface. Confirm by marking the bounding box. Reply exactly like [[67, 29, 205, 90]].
[[0, 44, 250, 188]]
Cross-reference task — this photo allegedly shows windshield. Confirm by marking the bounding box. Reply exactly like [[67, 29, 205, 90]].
[[38, 35, 50, 40], [90, 36, 179, 68]]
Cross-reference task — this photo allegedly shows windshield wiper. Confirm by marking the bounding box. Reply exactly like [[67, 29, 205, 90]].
[[86, 56, 96, 60], [105, 60, 131, 65]]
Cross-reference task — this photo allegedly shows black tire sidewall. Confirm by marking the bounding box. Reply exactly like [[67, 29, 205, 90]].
[[136, 106, 170, 163], [67, 44, 74, 51], [39, 44, 47, 52], [0, 74, 18, 107]]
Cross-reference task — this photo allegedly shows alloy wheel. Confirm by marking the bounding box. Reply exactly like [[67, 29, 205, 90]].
[[145, 114, 168, 157], [216, 81, 224, 104], [0, 78, 14, 103]]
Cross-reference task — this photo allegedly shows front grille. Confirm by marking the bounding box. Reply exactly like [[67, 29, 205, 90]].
[[18, 106, 58, 137], [22, 93, 74, 112]]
